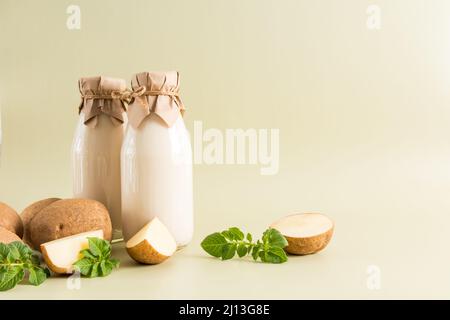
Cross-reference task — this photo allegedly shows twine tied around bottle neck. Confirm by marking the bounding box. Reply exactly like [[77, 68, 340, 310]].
[[81, 86, 180, 104], [80, 84, 185, 129]]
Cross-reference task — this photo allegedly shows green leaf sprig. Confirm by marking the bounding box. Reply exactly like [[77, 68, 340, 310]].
[[73, 237, 119, 278], [201, 227, 288, 263], [0, 241, 50, 291]]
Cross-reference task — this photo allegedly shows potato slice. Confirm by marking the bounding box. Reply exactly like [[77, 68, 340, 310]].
[[270, 213, 334, 255], [40, 229, 104, 274], [0, 226, 22, 244], [126, 217, 177, 265]]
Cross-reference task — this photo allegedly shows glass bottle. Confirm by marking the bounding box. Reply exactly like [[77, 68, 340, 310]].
[[72, 76, 127, 240], [121, 71, 193, 247]]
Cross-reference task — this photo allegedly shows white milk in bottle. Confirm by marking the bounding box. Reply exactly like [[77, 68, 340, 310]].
[[72, 76, 128, 240], [121, 71, 193, 247]]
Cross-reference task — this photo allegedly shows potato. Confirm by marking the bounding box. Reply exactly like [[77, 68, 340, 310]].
[[21, 198, 61, 247], [0, 226, 22, 244], [126, 217, 177, 265], [29, 199, 112, 250], [270, 213, 334, 255], [41, 230, 104, 274], [0, 202, 23, 238]]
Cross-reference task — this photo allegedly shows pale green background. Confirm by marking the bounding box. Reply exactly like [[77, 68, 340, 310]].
[[1, 0, 450, 299]]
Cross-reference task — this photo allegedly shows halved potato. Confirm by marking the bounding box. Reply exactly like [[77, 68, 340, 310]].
[[270, 213, 334, 255], [126, 217, 177, 265], [40, 229, 104, 274]]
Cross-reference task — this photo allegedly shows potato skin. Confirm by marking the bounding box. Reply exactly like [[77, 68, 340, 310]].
[[0, 226, 23, 244], [284, 227, 334, 255], [127, 240, 170, 265], [29, 199, 112, 250], [0, 202, 23, 238], [21, 198, 61, 247]]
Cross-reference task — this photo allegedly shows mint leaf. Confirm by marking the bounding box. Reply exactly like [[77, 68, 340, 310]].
[[228, 227, 244, 240], [86, 237, 104, 257], [97, 238, 111, 257], [0, 266, 25, 291], [221, 227, 245, 241], [30, 253, 41, 266], [79, 248, 95, 259], [100, 261, 109, 277], [102, 244, 111, 257], [201, 233, 228, 258], [0, 242, 48, 291], [28, 267, 47, 286], [100, 260, 118, 277], [109, 258, 120, 268], [7, 245, 20, 262], [252, 243, 262, 261], [262, 228, 288, 248], [261, 247, 288, 264], [221, 243, 237, 260], [11, 241, 33, 259], [201, 227, 289, 264], [220, 230, 233, 240], [237, 244, 248, 257], [72, 237, 119, 278], [73, 258, 92, 275], [90, 262, 100, 278], [0, 243, 8, 261]]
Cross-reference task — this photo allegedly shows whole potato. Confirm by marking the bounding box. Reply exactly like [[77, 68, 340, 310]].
[[21, 198, 61, 247], [0, 202, 23, 238], [29, 199, 112, 250]]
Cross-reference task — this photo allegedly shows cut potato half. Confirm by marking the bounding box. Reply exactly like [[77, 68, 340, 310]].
[[126, 217, 177, 265], [270, 213, 334, 255], [40, 229, 104, 274]]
